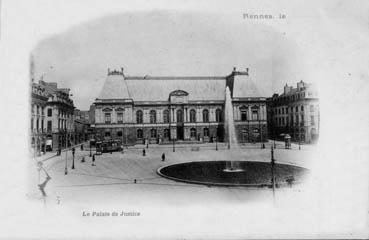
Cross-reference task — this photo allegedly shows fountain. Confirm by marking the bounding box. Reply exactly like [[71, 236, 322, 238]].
[[223, 86, 244, 172], [156, 85, 309, 187]]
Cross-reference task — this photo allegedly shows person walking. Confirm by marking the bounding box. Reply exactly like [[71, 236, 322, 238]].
[[161, 153, 165, 162], [92, 154, 96, 166], [142, 148, 146, 156]]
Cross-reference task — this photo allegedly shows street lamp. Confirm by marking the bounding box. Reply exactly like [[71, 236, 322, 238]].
[[215, 135, 218, 151], [271, 146, 276, 202], [64, 134, 68, 175], [71, 147, 75, 169], [172, 138, 175, 152]]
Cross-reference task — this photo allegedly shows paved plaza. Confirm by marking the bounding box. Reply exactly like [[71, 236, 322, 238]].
[[28, 140, 316, 208]]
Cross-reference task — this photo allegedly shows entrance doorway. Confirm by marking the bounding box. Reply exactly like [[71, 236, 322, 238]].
[[177, 126, 184, 140]]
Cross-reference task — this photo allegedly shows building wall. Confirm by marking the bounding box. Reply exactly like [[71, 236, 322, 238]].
[[93, 100, 267, 144], [267, 81, 319, 143]]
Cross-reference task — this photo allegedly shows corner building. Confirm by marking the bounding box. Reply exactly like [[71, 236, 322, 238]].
[[92, 68, 267, 145]]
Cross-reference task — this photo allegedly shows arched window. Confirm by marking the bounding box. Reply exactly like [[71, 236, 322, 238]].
[[202, 109, 209, 123], [136, 110, 143, 124], [190, 109, 196, 123], [190, 128, 197, 138], [176, 109, 183, 123], [203, 128, 209, 137], [149, 110, 156, 124], [163, 129, 170, 139], [163, 110, 170, 123], [215, 109, 222, 122], [137, 129, 143, 139], [150, 129, 157, 138]]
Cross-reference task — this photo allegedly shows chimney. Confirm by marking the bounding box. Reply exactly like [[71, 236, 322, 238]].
[[108, 68, 110, 75], [245, 68, 249, 76], [284, 84, 290, 94], [233, 67, 236, 72]]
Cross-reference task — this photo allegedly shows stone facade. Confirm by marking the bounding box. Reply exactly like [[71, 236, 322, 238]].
[[39, 81, 76, 151], [267, 81, 319, 143], [30, 82, 48, 155], [92, 68, 267, 145]]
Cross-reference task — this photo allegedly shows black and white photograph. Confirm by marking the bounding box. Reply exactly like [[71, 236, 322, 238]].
[[0, 0, 368, 239]]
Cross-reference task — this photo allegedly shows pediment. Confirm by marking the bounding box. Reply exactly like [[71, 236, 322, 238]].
[[102, 107, 113, 112], [169, 89, 189, 97]]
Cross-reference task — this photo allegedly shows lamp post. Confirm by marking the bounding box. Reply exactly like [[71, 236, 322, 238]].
[[271, 146, 276, 202], [71, 147, 75, 169], [89, 140, 92, 157], [64, 133, 68, 175], [172, 138, 175, 152], [215, 135, 218, 151]]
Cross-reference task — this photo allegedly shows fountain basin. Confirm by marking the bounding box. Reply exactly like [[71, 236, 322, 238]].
[[157, 161, 309, 187]]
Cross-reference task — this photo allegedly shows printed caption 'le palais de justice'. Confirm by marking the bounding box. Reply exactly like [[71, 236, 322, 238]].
[[83, 211, 141, 217]]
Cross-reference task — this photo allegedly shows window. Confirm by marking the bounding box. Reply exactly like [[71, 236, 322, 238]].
[[202, 109, 209, 123], [31, 118, 33, 131], [36, 119, 39, 130], [216, 109, 222, 122], [241, 109, 247, 121], [300, 114, 304, 126], [117, 131, 122, 137], [117, 112, 123, 124], [150, 110, 156, 123], [204, 128, 209, 137], [301, 105, 304, 111], [190, 128, 197, 138], [41, 107, 45, 116], [295, 106, 298, 112], [163, 110, 170, 123], [150, 129, 157, 138], [32, 105, 35, 114], [295, 115, 299, 126], [37, 106, 40, 115], [252, 109, 258, 120], [105, 131, 111, 137], [282, 108, 284, 114], [310, 105, 314, 112], [136, 110, 143, 124], [41, 119, 44, 131], [163, 129, 170, 139], [47, 121, 52, 132], [176, 109, 183, 123], [104, 113, 111, 124], [47, 108, 52, 117], [137, 129, 143, 139], [190, 109, 196, 123], [286, 107, 288, 114], [311, 116, 315, 125]]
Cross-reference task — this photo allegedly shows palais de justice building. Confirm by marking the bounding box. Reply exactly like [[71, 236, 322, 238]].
[[92, 67, 267, 145]]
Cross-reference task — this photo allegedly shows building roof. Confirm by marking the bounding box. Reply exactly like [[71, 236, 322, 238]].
[[98, 74, 131, 100], [232, 75, 262, 98], [96, 70, 264, 102]]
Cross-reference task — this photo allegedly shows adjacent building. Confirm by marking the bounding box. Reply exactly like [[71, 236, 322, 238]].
[[267, 80, 319, 143], [92, 67, 267, 145], [30, 81, 49, 155], [38, 80, 76, 151]]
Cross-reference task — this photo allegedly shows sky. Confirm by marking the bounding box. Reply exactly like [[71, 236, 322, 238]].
[[32, 11, 308, 110]]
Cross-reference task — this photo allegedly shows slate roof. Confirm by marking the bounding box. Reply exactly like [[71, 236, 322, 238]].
[[232, 75, 262, 98], [97, 73, 263, 102]]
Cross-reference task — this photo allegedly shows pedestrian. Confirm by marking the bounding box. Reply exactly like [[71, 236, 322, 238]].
[[161, 153, 165, 162], [81, 156, 85, 163], [142, 148, 146, 156], [72, 147, 75, 157], [81, 144, 84, 151], [92, 154, 96, 166]]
